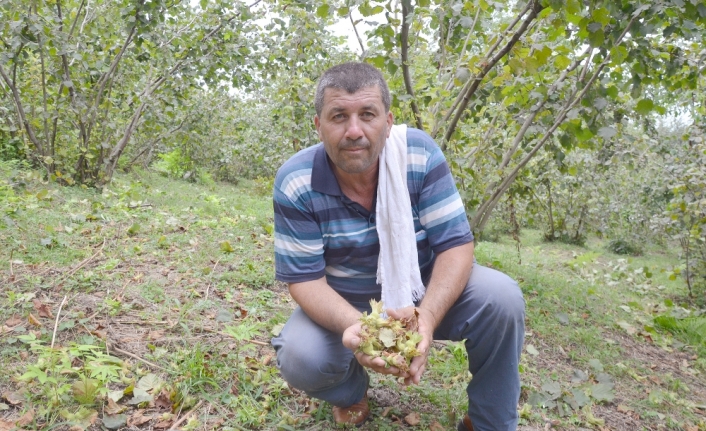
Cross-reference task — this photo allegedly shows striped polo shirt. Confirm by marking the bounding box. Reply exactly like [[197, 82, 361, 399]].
[[273, 127, 474, 306]]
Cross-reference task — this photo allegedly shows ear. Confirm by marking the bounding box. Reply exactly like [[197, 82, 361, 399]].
[[386, 111, 394, 137], [314, 115, 322, 140]]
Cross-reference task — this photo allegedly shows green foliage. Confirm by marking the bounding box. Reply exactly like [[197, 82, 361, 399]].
[[153, 149, 194, 180], [663, 125, 706, 304], [607, 239, 643, 256], [17, 334, 123, 413], [653, 315, 706, 355]]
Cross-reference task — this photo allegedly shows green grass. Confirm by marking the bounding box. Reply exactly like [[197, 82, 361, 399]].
[[1, 168, 705, 430]]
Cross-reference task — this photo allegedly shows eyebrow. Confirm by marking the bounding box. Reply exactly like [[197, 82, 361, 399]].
[[327, 104, 380, 114]]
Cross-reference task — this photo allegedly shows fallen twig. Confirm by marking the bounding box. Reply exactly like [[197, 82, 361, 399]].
[[168, 400, 203, 430], [127, 203, 153, 209], [55, 239, 106, 286], [51, 295, 68, 349], [204, 258, 221, 301], [110, 344, 170, 372], [194, 326, 270, 346]]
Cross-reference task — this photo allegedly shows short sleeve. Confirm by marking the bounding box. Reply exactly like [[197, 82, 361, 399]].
[[273, 186, 326, 283], [416, 141, 474, 252]]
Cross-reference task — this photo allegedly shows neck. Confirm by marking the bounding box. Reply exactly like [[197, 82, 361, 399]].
[[333, 160, 378, 210]]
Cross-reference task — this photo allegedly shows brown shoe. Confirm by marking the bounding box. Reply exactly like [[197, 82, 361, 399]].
[[332, 394, 369, 427], [456, 414, 474, 431]]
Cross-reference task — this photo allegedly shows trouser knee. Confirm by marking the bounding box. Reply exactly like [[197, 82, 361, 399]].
[[274, 341, 352, 393]]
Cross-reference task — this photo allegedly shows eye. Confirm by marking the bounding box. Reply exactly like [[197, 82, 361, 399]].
[[361, 112, 375, 120], [332, 113, 346, 121]]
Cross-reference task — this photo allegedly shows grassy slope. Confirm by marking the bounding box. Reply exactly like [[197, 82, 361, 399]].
[[0, 169, 704, 431]]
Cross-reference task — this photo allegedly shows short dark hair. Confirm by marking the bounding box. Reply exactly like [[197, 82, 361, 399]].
[[314, 62, 391, 116]]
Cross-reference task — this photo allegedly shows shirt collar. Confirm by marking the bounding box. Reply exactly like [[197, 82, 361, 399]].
[[311, 143, 344, 196]]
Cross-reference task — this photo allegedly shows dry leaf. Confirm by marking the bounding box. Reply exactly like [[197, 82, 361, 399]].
[[262, 354, 273, 366], [381, 407, 393, 417], [4, 315, 22, 327], [147, 330, 165, 341], [127, 411, 152, 427], [154, 390, 172, 410], [3, 391, 23, 406], [32, 299, 53, 318], [27, 314, 42, 327], [617, 404, 632, 413], [105, 398, 125, 415], [404, 412, 421, 426], [16, 409, 34, 427], [19, 351, 28, 360], [0, 420, 15, 431], [429, 421, 445, 431], [154, 419, 173, 429]]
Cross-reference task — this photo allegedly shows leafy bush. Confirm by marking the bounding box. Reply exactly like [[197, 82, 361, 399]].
[[607, 239, 643, 256], [663, 125, 706, 304], [153, 149, 195, 180], [544, 231, 587, 247]]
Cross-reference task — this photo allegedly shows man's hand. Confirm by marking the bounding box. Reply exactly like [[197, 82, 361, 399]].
[[342, 306, 436, 384], [387, 306, 435, 386], [342, 321, 408, 377]]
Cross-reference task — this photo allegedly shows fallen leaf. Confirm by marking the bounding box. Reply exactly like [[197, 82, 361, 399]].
[[16, 409, 34, 427], [32, 299, 53, 318], [28, 313, 42, 327], [128, 411, 152, 427], [105, 398, 125, 415], [381, 407, 393, 417], [154, 390, 172, 410], [2, 391, 23, 406], [430, 421, 445, 431], [616, 320, 636, 335], [128, 388, 153, 405], [102, 414, 127, 430], [262, 354, 273, 366], [617, 404, 632, 413], [404, 412, 421, 426], [154, 419, 173, 429], [137, 373, 161, 391], [19, 351, 28, 360], [4, 315, 22, 327], [525, 344, 539, 356], [0, 420, 15, 431], [107, 390, 124, 403], [147, 330, 165, 341], [90, 329, 106, 339]]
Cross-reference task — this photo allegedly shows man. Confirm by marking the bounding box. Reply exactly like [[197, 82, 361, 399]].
[[272, 62, 525, 431]]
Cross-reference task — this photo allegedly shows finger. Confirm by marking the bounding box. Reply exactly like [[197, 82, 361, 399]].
[[412, 364, 425, 385]]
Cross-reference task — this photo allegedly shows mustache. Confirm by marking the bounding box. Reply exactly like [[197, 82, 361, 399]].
[[339, 139, 370, 150]]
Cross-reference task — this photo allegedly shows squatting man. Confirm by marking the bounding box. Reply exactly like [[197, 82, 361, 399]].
[[271, 62, 525, 431]]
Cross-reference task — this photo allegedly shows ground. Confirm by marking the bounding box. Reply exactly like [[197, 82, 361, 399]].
[[0, 170, 704, 430]]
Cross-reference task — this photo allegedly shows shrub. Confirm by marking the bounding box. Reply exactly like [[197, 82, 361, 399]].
[[607, 239, 643, 256]]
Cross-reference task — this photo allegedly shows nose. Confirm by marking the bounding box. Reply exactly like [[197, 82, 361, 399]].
[[345, 115, 364, 141]]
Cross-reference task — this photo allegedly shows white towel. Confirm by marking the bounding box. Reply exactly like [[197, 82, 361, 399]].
[[376, 124, 426, 311]]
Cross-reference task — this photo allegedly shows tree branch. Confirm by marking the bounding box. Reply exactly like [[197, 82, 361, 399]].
[[472, 16, 639, 232], [0, 63, 45, 158], [401, 0, 423, 130], [348, 12, 366, 59], [442, 0, 543, 144]]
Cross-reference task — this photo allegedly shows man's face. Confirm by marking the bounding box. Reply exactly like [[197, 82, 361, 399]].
[[314, 86, 393, 176]]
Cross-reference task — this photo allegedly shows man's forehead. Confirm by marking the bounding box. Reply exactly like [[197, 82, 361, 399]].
[[322, 85, 383, 109]]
